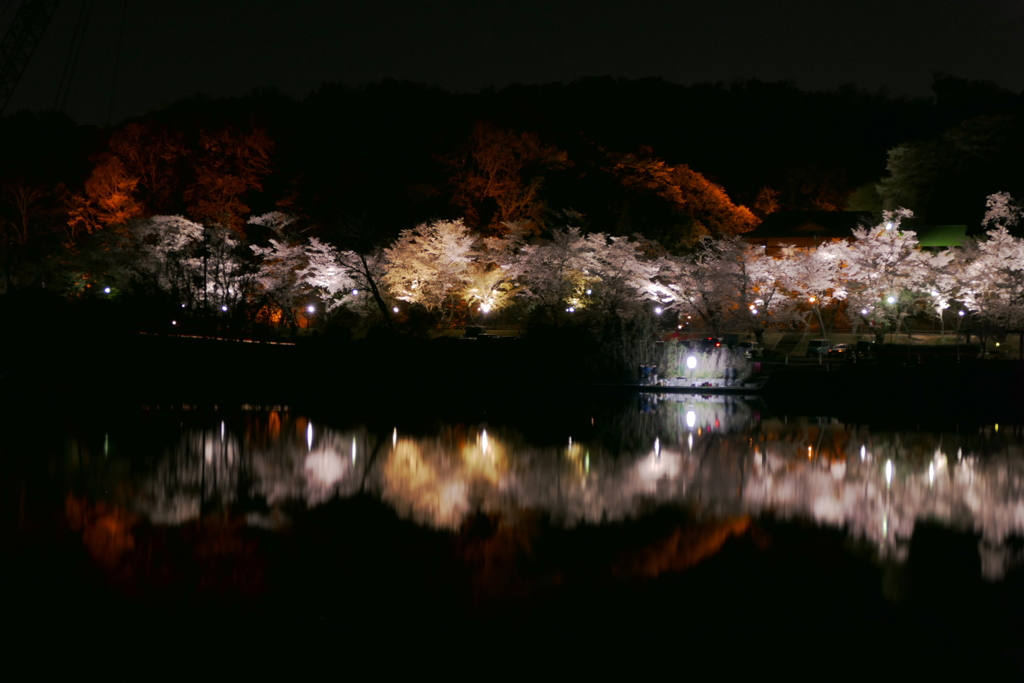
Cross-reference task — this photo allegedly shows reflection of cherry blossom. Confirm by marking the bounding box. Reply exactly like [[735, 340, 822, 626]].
[[107, 403, 1024, 580]]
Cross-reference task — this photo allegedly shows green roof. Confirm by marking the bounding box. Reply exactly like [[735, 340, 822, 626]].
[[915, 225, 967, 248]]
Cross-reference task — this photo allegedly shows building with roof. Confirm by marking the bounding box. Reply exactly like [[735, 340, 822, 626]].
[[742, 211, 873, 255]]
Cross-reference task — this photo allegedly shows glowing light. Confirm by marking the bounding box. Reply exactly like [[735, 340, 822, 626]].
[[307, 305, 315, 313], [995, 423, 1000, 432], [221, 305, 229, 312], [585, 289, 592, 295], [654, 307, 663, 315], [809, 296, 816, 303], [686, 356, 697, 370], [181, 303, 186, 308], [751, 308, 759, 315], [392, 306, 400, 313], [885, 222, 894, 230], [885, 459, 893, 486], [103, 287, 111, 294], [887, 296, 895, 304], [171, 320, 177, 326], [352, 289, 359, 296], [566, 306, 575, 313], [306, 422, 313, 451], [480, 303, 491, 313], [931, 291, 939, 297], [861, 309, 868, 315], [686, 410, 696, 429], [959, 310, 965, 317]]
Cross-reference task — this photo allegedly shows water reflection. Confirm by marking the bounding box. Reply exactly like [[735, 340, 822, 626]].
[[65, 398, 1024, 579]]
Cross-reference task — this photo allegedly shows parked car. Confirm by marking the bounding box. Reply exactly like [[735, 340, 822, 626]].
[[827, 343, 853, 359], [855, 340, 877, 359], [738, 341, 763, 358], [805, 339, 831, 357]]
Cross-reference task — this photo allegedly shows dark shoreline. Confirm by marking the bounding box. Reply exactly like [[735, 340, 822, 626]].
[[4, 328, 1024, 429]]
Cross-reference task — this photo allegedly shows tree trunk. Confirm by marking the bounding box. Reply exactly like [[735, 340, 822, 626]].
[[359, 253, 393, 331]]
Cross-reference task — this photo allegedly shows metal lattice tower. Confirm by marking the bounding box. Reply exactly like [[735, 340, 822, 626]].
[[0, 0, 60, 115]]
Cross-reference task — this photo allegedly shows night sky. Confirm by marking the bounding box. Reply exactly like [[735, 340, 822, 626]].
[[5, 0, 1024, 124]]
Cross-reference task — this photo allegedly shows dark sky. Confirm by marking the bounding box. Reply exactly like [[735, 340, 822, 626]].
[[6, 0, 1024, 124]]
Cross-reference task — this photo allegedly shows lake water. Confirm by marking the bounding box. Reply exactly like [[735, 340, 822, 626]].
[[5, 392, 1024, 672]]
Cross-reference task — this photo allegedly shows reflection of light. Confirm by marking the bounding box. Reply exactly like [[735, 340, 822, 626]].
[[393, 428, 397, 448], [686, 411, 696, 429], [305, 450, 344, 487], [104, 433, 109, 457], [352, 437, 357, 464], [929, 462, 935, 486], [307, 423, 313, 451], [584, 453, 589, 474], [995, 423, 1000, 433], [686, 356, 697, 370], [886, 460, 893, 486], [654, 437, 661, 458], [860, 445, 866, 461], [883, 514, 889, 537], [807, 445, 813, 459], [481, 430, 489, 455], [687, 433, 693, 451], [220, 420, 225, 443]]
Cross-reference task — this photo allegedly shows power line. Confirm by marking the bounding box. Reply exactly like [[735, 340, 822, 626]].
[[52, 0, 93, 113], [105, 0, 125, 125]]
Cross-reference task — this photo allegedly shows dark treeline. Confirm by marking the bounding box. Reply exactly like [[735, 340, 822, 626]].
[[3, 74, 1024, 292]]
